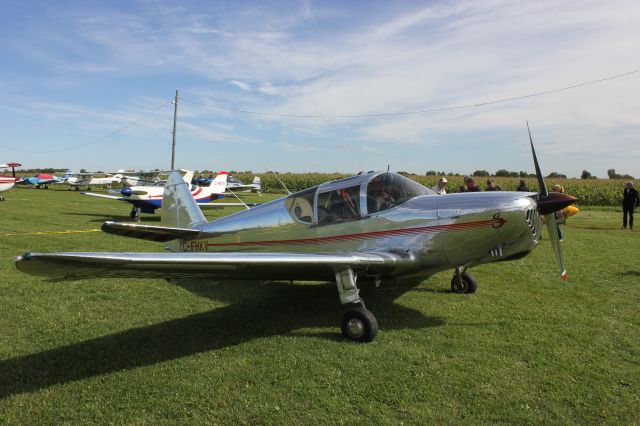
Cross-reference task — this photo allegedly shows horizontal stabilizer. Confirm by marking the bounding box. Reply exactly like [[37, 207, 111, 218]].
[[16, 251, 407, 281], [101, 221, 201, 242]]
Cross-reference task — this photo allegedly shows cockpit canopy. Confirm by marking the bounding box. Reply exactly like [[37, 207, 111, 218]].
[[284, 172, 434, 224]]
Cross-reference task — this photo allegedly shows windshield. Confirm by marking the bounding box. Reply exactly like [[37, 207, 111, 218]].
[[367, 173, 431, 214]]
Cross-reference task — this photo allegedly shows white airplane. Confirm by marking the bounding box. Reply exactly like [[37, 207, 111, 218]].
[[227, 175, 261, 193], [0, 162, 21, 201], [119, 170, 164, 187], [195, 175, 261, 193], [82, 170, 253, 221], [66, 172, 125, 190]]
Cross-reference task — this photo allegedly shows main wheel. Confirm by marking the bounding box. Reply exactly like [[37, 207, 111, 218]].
[[451, 272, 477, 294], [341, 307, 378, 342]]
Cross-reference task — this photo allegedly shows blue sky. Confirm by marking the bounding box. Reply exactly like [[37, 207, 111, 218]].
[[1, 0, 639, 177]]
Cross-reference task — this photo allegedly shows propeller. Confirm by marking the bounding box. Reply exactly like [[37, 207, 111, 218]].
[[527, 121, 575, 281]]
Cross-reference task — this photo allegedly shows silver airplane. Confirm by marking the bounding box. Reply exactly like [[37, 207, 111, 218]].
[[16, 132, 575, 343]]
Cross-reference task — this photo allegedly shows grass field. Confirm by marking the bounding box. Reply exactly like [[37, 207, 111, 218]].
[[1, 186, 639, 424]]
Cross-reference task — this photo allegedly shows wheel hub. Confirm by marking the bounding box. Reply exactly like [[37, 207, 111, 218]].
[[346, 318, 365, 338]]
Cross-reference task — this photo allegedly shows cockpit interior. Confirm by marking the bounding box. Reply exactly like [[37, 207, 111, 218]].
[[285, 172, 433, 225]]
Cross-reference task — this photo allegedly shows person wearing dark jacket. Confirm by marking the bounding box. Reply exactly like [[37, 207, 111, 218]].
[[622, 181, 640, 229], [485, 178, 501, 191], [466, 178, 481, 192], [516, 179, 529, 191]]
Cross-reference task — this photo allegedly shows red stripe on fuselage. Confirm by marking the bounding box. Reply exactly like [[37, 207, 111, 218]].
[[205, 217, 505, 248]]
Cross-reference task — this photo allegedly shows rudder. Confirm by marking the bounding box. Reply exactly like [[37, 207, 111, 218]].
[[161, 171, 207, 229]]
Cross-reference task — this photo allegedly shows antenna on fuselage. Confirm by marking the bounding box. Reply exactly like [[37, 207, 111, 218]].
[[272, 172, 292, 195], [387, 164, 390, 172]]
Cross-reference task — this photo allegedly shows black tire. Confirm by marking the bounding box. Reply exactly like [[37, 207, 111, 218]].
[[451, 272, 477, 294], [341, 307, 378, 342]]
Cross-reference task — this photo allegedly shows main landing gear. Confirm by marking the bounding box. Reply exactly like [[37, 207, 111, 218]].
[[335, 267, 378, 342], [341, 303, 378, 342], [451, 266, 477, 294]]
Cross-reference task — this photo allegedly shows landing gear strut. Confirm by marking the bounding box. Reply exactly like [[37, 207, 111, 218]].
[[451, 266, 477, 294], [335, 267, 378, 342], [130, 206, 141, 222]]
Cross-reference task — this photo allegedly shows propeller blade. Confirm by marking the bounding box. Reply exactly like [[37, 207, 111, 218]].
[[527, 120, 548, 197], [528, 121, 570, 281], [544, 213, 568, 281]]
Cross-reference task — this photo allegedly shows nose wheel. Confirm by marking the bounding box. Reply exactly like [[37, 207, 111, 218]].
[[130, 207, 141, 222], [341, 305, 378, 342], [451, 267, 477, 294]]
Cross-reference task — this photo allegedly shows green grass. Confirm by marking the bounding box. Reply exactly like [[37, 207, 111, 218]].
[[1, 186, 638, 424]]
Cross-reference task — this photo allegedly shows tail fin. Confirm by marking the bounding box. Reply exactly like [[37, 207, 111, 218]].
[[161, 171, 207, 229], [209, 171, 228, 194], [252, 176, 261, 189], [179, 169, 195, 184]]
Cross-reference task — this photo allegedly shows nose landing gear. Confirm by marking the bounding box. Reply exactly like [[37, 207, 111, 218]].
[[129, 206, 141, 222]]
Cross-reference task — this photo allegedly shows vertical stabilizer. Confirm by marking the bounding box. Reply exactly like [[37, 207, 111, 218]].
[[179, 169, 195, 184], [161, 171, 207, 229], [252, 176, 261, 192], [210, 171, 228, 194]]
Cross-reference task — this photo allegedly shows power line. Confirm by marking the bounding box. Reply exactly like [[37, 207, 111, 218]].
[[181, 67, 640, 119], [4, 100, 170, 154]]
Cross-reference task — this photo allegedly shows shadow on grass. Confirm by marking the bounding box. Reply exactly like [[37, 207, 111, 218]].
[[66, 212, 162, 223], [618, 270, 640, 277], [0, 279, 443, 399]]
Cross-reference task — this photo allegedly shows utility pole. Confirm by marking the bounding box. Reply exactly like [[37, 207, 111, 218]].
[[170, 89, 179, 170]]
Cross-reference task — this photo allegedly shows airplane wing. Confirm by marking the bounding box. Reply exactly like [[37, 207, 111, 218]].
[[16, 251, 408, 281], [81, 192, 125, 201]]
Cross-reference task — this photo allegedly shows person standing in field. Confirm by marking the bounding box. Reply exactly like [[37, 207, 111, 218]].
[[516, 179, 529, 191], [485, 178, 501, 191], [622, 181, 640, 229], [552, 184, 566, 241], [431, 177, 448, 195], [466, 178, 481, 192]]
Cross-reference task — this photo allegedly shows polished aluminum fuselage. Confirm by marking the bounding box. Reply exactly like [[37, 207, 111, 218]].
[[172, 190, 541, 282]]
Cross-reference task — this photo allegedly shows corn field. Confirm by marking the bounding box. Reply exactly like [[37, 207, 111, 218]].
[[233, 172, 631, 207]]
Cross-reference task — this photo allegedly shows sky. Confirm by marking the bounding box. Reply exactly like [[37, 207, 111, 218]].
[[1, 0, 639, 178]]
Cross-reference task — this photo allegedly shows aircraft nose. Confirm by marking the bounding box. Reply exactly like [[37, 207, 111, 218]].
[[121, 187, 132, 197], [535, 192, 576, 215]]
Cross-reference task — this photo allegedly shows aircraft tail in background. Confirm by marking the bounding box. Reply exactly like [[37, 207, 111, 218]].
[[209, 171, 228, 194]]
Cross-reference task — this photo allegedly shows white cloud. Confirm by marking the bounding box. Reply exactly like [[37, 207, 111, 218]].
[[230, 80, 251, 91]]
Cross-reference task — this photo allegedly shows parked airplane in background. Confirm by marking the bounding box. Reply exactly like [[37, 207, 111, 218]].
[[81, 170, 250, 221], [120, 170, 164, 187], [66, 172, 125, 191], [195, 175, 261, 193], [227, 175, 261, 193], [20, 172, 69, 189], [0, 162, 21, 201], [17, 126, 575, 342]]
